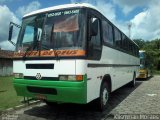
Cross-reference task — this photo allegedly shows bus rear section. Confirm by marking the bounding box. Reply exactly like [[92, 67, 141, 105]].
[[138, 69, 148, 79], [137, 50, 151, 79]]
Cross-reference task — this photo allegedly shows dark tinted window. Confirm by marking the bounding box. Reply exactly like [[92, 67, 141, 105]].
[[102, 20, 113, 45], [114, 28, 122, 48], [88, 17, 102, 60]]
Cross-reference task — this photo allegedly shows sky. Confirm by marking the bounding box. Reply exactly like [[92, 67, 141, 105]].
[[0, 0, 160, 50]]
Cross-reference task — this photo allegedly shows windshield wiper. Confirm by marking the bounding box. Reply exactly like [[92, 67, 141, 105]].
[[40, 40, 59, 60], [22, 40, 38, 60], [54, 49, 59, 60], [49, 24, 60, 60], [39, 14, 59, 60]]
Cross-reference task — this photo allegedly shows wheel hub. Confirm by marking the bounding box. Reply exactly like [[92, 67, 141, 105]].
[[102, 88, 108, 105]]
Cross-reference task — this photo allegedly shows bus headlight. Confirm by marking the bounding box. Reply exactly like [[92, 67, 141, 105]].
[[59, 75, 83, 81], [14, 73, 24, 79]]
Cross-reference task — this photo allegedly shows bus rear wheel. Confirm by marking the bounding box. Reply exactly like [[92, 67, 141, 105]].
[[129, 73, 136, 87], [97, 82, 109, 111]]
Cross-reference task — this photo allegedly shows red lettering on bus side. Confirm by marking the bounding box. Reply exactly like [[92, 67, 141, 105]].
[[66, 50, 71, 55], [56, 51, 61, 55], [61, 51, 66, 55], [71, 50, 78, 54], [48, 51, 53, 55], [42, 51, 48, 55]]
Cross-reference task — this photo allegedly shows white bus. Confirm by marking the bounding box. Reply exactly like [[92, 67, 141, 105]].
[[8, 3, 140, 111]]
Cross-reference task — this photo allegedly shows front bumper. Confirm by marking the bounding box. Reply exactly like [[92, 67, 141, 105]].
[[137, 74, 147, 78], [13, 76, 87, 104]]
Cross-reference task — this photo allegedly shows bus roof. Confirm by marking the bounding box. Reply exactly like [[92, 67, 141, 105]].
[[23, 3, 139, 48], [23, 3, 99, 18], [132, 40, 139, 48]]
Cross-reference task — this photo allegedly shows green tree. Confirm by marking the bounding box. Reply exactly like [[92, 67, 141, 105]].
[[134, 39, 160, 70]]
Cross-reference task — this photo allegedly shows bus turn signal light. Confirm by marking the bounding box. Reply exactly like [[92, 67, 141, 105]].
[[59, 75, 83, 81], [76, 75, 83, 81]]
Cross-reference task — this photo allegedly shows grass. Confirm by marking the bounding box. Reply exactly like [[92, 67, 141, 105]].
[[0, 76, 22, 111]]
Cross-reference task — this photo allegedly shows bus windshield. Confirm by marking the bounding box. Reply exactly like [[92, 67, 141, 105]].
[[139, 51, 145, 69], [139, 52, 145, 59], [16, 9, 86, 53]]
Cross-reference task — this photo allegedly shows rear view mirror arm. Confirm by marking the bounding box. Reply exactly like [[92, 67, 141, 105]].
[[10, 22, 21, 28], [8, 22, 21, 46]]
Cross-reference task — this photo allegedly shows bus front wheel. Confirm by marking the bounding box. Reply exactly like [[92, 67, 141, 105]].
[[97, 82, 109, 111]]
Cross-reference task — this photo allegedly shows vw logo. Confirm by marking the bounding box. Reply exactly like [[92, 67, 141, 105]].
[[36, 73, 42, 80]]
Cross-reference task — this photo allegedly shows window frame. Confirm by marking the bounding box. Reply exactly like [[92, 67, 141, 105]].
[[86, 9, 103, 60]]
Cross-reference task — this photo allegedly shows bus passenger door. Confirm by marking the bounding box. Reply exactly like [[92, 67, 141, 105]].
[[87, 15, 103, 102]]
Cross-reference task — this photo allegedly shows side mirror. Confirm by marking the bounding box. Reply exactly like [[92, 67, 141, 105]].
[[90, 18, 98, 36], [9, 25, 13, 41], [8, 22, 21, 46]]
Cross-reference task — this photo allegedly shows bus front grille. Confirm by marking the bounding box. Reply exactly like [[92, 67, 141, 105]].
[[24, 76, 59, 81], [26, 64, 54, 69], [27, 86, 57, 95]]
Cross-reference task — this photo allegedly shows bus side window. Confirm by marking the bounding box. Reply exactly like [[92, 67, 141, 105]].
[[102, 20, 114, 45], [114, 28, 122, 48], [88, 17, 102, 60]]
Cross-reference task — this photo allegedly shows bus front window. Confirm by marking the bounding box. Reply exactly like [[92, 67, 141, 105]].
[[16, 9, 86, 54], [41, 9, 86, 51], [16, 14, 45, 52]]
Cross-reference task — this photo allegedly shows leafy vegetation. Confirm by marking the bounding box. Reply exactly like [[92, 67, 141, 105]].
[[133, 39, 160, 73]]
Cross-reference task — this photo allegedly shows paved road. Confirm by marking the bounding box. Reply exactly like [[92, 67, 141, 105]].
[[1, 76, 159, 120], [107, 75, 160, 120]]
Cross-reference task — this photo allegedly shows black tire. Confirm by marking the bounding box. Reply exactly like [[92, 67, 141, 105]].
[[96, 82, 110, 111], [129, 73, 136, 87]]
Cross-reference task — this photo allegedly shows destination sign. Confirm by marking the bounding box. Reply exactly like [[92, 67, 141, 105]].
[[48, 9, 80, 17]]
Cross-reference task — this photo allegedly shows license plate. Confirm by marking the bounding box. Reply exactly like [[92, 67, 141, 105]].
[[35, 94, 47, 100]]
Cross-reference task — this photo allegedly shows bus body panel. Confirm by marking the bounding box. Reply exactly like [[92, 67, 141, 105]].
[[86, 46, 139, 103], [13, 78, 87, 104], [14, 60, 76, 77], [13, 59, 88, 104], [101, 46, 139, 91], [138, 69, 148, 78]]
